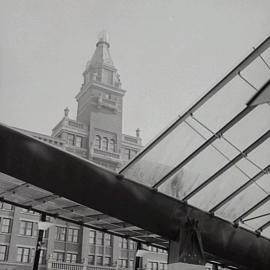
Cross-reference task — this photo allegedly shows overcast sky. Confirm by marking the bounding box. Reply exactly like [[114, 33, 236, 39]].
[[0, 0, 270, 144]]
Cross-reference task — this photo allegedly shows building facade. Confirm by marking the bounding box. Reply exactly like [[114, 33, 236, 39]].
[[0, 32, 168, 270]]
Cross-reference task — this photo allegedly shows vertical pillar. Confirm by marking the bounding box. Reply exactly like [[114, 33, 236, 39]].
[[135, 243, 148, 270], [168, 219, 206, 270], [32, 213, 46, 270]]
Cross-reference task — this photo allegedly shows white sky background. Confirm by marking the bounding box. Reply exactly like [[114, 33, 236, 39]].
[[0, 0, 269, 144]]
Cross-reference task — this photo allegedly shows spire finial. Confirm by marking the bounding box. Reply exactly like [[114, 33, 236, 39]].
[[96, 30, 110, 47], [64, 107, 70, 118], [136, 128, 141, 138]]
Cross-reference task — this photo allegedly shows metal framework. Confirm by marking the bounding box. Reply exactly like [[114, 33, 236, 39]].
[[1, 124, 270, 270], [121, 35, 270, 238], [0, 35, 270, 270]]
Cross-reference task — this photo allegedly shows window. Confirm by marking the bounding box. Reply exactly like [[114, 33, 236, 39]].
[[104, 233, 112, 246], [103, 69, 113, 85], [129, 260, 134, 269], [130, 149, 137, 159], [0, 202, 13, 210], [1, 218, 11, 233], [67, 228, 78, 243], [17, 247, 31, 263], [53, 251, 64, 262], [149, 246, 158, 252], [0, 245, 8, 261], [119, 238, 128, 249], [88, 255, 95, 265], [19, 221, 34, 236], [43, 229, 49, 239], [21, 208, 35, 214], [123, 148, 137, 160], [56, 227, 66, 241], [123, 148, 130, 160], [89, 230, 96, 244], [96, 231, 103, 245], [104, 256, 111, 266], [102, 137, 109, 151], [148, 262, 158, 270], [96, 256, 103, 265], [67, 134, 75, 145], [109, 139, 116, 152], [95, 135, 101, 149], [129, 240, 136, 250], [160, 263, 167, 270], [119, 259, 128, 268], [66, 253, 77, 263], [75, 136, 82, 147]]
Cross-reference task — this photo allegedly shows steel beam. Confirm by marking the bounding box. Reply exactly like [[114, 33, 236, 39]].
[[1, 124, 270, 269]]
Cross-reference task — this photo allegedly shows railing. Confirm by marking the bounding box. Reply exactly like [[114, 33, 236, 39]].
[[102, 97, 117, 107], [123, 136, 138, 144], [48, 261, 119, 270], [68, 120, 87, 130], [49, 261, 85, 270], [87, 266, 117, 270]]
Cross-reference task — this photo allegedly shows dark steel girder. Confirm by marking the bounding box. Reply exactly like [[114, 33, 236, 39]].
[[1, 125, 270, 269]]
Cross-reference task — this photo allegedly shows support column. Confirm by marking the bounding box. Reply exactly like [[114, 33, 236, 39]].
[[32, 213, 46, 270], [168, 219, 205, 270], [135, 243, 144, 270]]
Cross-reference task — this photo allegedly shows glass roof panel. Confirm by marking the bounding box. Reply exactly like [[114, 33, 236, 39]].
[[261, 45, 270, 64], [123, 117, 206, 186], [223, 104, 270, 150], [158, 137, 239, 199], [245, 138, 270, 170], [235, 158, 261, 178], [261, 225, 270, 239], [215, 175, 270, 222], [240, 55, 270, 90], [0, 172, 24, 193], [241, 199, 270, 230], [188, 165, 250, 211], [192, 76, 255, 133]]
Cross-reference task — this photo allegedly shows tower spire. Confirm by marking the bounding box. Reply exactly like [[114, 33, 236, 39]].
[[96, 30, 110, 48]]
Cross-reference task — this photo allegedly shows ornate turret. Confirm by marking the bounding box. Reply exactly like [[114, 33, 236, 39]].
[[82, 31, 121, 88]]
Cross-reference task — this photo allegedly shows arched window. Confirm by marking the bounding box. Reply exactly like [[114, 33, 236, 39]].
[[102, 137, 109, 151], [95, 135, 101, 149], [109, 139, 116, 152]]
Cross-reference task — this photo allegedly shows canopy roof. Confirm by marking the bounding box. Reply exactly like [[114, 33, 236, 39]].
[[0, 36, 270, 270], [120, 35, 270, 239], [0, 170, 166, 245]]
